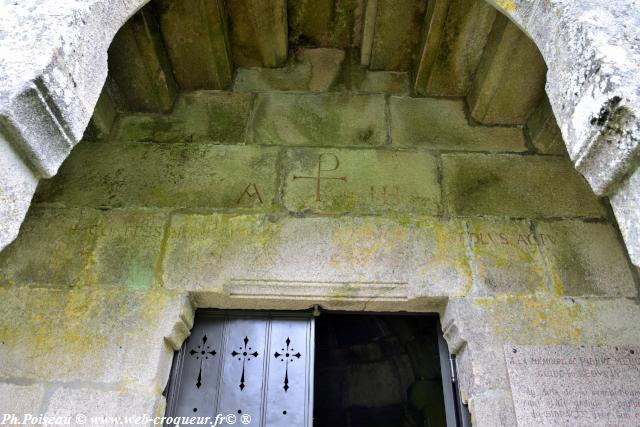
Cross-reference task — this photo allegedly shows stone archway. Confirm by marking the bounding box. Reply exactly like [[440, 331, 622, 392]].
[[1, 2, 640, 426], [1, 0, 639, 265]]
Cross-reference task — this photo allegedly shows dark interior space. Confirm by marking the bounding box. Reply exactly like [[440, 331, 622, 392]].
[[313, 314, 447, 427]]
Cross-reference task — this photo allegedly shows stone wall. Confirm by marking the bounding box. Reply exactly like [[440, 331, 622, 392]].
[[1, 0, 639, 270], [0, 79, 638, 425]]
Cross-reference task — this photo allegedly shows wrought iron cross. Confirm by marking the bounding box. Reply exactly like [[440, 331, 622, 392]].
[[189, 335, 217, 389], [274, 337, 302, 392], [231, 336, 259, 390]]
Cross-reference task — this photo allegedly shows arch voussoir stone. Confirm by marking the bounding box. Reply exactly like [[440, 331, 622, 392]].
[[485, 0, 640, 264]]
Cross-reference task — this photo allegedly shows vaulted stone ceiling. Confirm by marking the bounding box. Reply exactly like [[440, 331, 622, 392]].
[[97, 0, 547, 127]]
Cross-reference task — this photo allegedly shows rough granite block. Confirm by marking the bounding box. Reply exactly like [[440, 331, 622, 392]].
[[281, 148, 441, 214], [536, 220, 637, 297], [467, 219, 547, 295], [249, 93, 387, 147], [0, 286, 187, 387], [390, 97, 526, 151], [161, 214, 471, 298], [442, 154, 606, 218], [34, 143, 278, 210], [111, 92, 252, 143], [0, 208, 98, 287]]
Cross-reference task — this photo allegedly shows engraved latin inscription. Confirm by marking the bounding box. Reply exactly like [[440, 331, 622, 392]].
[[506, 345, 640, 426]]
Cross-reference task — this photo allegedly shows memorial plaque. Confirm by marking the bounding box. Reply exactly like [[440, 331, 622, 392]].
[[505, 345, 640, 426]]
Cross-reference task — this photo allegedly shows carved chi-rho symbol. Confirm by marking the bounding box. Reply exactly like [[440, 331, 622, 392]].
[[274, 337, 302, 392], [231, 336, 259, 391], [293, 153, 347, 202], [189, 335, 217, 389]]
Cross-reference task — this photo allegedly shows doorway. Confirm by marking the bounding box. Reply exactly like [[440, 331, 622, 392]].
[[314, 314, 448, 427], [164, 311, 468, 426]]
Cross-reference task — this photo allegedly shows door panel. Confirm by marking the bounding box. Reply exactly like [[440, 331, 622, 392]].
[[264, 318, 314, 426], [166, 312, 315, 427], [217, 318, 269, 422]]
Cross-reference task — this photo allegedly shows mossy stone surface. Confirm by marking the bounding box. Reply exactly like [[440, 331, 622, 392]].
[[282, 148, 441, 214], [34, 143, 279, 210], [249, 93, 387, 146], [351, 70, 411, 95], [537, 220, 637, 297], [467, 219, 547, 295], [414, 0, 496, 97], [234, 48, 345, 93], [0, 285, 186, 385], [369, 0, 427, 71], [390, 97, 526, 151], [112, 92, 252, 143], [228, 0, 288, 67], [0, 208, 98, 287], [88, 210, 168, 289], [527, 97, 568, 156], [442, 154, 607, 218], [288, 0, 360, 48], [162, 213, 471, 298], [155, 0, 233, 89]]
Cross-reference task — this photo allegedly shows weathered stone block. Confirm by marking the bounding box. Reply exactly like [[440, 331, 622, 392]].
[[0, 383, 45, 414], [390, 97, 526, 151], [108, 8, 177, 113], [611, 166, 640, 266], [44, 387, 161, 423], [536, 220, 637, 297], [34, 143, 278, 210], [366, 0, 427, 71], [1, 82, 74, 178], [288, 0, 360, 48], [467, 14, 547, 125], [234, 49, 345, 92], [0, 286, 188, 387], [85, 86, 117, 141], [249, 93, 387, 146], [414, 0, 496, 97], [281, 148, 441, 214], [468, 389, 518, 427], [88, 210, 168, 289], [161, 214, 471, 299], [442, 154, 606, 218], [155, 0, 232, 89], [350, 70, 410, 95], [112, 92, 252, 143], [527, 97, 567, 156], [0, 135, 38, 252], [467, 219, 547, 295], [0, 208, 98, 287], [228, 0, 288, 68]]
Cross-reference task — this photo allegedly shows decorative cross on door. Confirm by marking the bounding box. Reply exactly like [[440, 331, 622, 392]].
[[274, 337, 302, 391], [231, 336, 260, 390], [188, 334, 217, 389], [166, 312, 314, 427]]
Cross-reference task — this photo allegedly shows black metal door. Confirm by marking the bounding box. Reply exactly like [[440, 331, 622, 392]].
[[166, 311, 315, 426]]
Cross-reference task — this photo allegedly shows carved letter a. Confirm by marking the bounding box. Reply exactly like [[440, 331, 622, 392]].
[[237, 183, 264, 205]]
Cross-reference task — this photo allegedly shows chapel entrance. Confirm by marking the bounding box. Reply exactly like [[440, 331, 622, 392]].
[[314, 313, 467, 427], [165, 311, 468, 427]]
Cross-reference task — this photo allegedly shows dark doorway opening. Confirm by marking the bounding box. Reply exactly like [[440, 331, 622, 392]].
[[313, 313, 453, 427]]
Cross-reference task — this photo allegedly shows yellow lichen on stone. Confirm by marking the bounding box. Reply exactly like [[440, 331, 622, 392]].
[[497, 0, 517, 13], [330, 219, 408, 270], [475, 296, 584, 345]]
